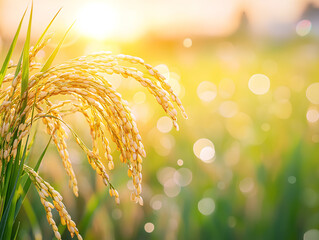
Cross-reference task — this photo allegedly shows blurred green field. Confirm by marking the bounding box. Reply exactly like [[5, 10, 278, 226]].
[[6, 30, 317, 240]]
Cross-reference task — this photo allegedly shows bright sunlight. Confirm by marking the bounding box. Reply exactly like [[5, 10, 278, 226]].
[[76, 2, 118, 40]]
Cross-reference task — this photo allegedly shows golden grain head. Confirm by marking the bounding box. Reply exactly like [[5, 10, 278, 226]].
[[0, 37, 186, 239]]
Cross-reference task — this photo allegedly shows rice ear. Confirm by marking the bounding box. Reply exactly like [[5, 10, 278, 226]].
[[0, 6, 187, 239]]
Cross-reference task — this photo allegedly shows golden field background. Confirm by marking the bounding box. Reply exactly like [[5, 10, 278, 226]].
[[1, 0, 319, 239]]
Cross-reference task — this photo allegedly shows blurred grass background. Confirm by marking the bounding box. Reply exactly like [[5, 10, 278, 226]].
[[1, 0, 319, 239]]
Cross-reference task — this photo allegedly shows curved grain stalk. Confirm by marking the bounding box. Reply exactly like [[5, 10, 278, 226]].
[[0, 7, 186, 239]]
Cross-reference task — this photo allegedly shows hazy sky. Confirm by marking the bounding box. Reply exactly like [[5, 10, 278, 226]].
[[0, 0, 318, 40]]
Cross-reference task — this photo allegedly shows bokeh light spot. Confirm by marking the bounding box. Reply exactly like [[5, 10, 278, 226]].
[[160, 134, 175, 150], [164, 179, 181, 197], [219, 101, 238, 118], [198, 198, 215, 215], [154, 64, 170, 79], [144, 222, 155, 233], [304, 229, 319, 240], [174, 168, 192, 187], [150, 195, 164, 210], [153, 134, 175, 156], [307, 109, 319, 123], [177, 159, 184, 166], [197, 81, 217, 102], [273, 100, 292, 119], [133, 91, 146, 104], [288, 176, 296, 184], [157, 167, 176, 186], [183, 38, 192, 48], [157, 168, 181, 197], [151, 200, 162, 210], [132, 104, 152, 123], [167, 74, 182, 96], [157, 116, 173, 133], [200, 146, 215, 162], [248, 74, 270, 95], [306, 83, 319, 104], [296, 20, 312, 37], [239, 178, 254, 194], [193, 138, 215, 163], [224, 142, 241, 167]]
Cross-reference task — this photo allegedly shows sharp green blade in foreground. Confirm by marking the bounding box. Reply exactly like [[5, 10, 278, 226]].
[[0, 8, 27, 88], [21, 4, 33, 97], [41, 21, 75, 72], [34, 8, 62, 50], [0, 4, 33, 239], [0, 135, 29, 239], [15, 137, 52, 220]]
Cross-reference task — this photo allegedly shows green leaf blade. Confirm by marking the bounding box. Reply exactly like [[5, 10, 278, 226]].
[[14, 137, 52, 220], [34, 8, 62, 50], [0, 8, 27, 88], [41, 21, 75, 72], [21, 4, 33, 97]]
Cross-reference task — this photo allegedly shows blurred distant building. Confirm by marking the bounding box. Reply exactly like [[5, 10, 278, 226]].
[[299, 3, 319, 36]]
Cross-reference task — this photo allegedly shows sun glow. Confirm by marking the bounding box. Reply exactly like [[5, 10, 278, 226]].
[[76, 2, 118, 40]]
